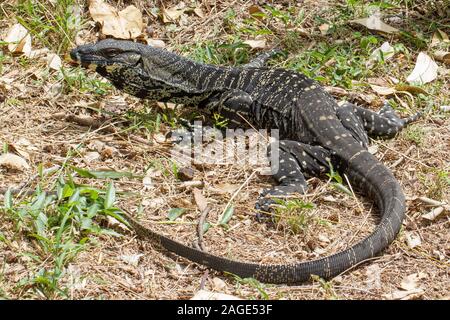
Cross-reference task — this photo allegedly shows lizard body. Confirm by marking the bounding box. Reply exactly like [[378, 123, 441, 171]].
[[69, 39, 419, 283]]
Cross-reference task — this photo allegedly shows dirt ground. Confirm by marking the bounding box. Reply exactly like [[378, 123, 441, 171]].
[[0, 0, 449, 299]]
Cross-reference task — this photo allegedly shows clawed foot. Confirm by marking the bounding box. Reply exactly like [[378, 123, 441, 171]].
[[380, 102, 422, 126]]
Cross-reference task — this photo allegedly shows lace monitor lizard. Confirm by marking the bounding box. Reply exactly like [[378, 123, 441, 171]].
[[70, 39, 420, 283]]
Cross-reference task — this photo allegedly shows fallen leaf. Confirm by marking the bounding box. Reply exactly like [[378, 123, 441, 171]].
[[167, 208, 186, 221], [422, 206, 445, 221], [84, 151, 101, 163], [400, 272, 427, 291], [191, 289, 241, 300], [47, 53, 62, 71], [351, 14, 399, 34], [394, 84, 428, 95], [212, 277, 227, 291], [440, 105, 450, 112], [319, 23, 330, 35], [89, 0, 143, 39], [142, 175, 154, 191], [405, 231, 421, 249], [213, 183, 240, 194], [434, 50, 450, 65], [431, 29, 449, 46], [193, 188, 208, 212], [142, 197, 165, 208], [146, 38, 166, 48], [193, 7, 205, 19], [120, 253, 143, 267], [406, 52, 438, 85], [370, 84, 396, 96], [3, 23, 32, 56], [162, 4, 186, 23], [248, 5, 264, 20], [243, 39, 266, 49], [367, 41, 395, 67], [0, 153, 30, 171], [367, 77, 390, 87], [27, 48, 50, 59]]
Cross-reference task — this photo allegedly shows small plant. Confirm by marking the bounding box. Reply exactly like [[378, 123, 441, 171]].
[[232, 275, 269, 300], [311, 275, 339, 299], [273, 199, 316, 234], [14, 0, 84, 53], [326, 163, 352, 196], [403, 124, 425, 146], [2, 170, 125, 298]]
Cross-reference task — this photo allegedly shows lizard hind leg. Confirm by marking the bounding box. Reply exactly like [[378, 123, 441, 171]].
[[255, 140, 331, 219]]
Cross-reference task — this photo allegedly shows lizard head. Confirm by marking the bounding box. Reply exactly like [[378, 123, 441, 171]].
[[70, 39, 150, 90]]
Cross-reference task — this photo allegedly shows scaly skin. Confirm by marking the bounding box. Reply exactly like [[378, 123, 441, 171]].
[[69, 39, 419, 283]]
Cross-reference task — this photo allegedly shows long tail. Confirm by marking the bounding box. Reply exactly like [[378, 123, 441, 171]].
[[122, 147, 405, 283]]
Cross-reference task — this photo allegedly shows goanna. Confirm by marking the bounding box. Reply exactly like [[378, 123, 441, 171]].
[[70, 39, 420, 283]]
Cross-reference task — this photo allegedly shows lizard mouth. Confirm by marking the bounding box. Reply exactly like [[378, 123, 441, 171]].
[[70, 46, 142, 70], [70, 48, 108, 69]]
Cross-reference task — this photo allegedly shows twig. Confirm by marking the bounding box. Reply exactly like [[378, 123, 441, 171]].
[[390, 145, 414, 168], [371, 138, 431, 168], [218, 170, 257, 222], [196, 207, 210, 251]]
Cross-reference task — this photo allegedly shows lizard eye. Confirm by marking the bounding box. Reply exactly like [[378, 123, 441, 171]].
[[102, 48, 121, 57]]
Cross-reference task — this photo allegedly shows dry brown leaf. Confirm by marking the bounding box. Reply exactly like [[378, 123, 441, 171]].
[[243, 39, 266, 49], [47, 53, 62, 71], [405, 231, 421, 249], [193, 188, 208, 212], [193, 7, 205, 19], [434, 50, 450, 65], [422, 207, 445, 221], [3, 23, 32, 56], [351, 14, 399, 34], [431, 29, 449, 46], [0, 153, 30, 171], [370, 84, 396, 96], [319, 23, 330, 35], [406, 52, 438, 84], [89, 0, 143, 39], [248, 5, 264, 20], [400, 272, 427, 291], [394, 84, 428, 95], [162, 4, 186, 23], [212, 277, 227, 291], [213, 183, 240, 194], [120, 253, 143, 267], [367, 77, 390, 87]]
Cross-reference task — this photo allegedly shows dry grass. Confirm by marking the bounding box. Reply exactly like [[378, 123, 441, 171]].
[[0, 0, 449, 299]]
